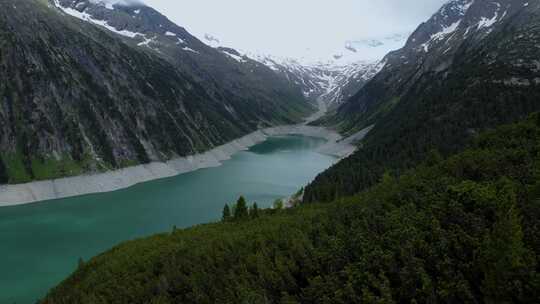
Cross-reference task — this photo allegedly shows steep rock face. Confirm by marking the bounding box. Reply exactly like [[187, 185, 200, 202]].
[[332, 0, 535, 132], [305, 0, 540, 202], [0, 0, 311, 184], [52, 0, 311, 124]]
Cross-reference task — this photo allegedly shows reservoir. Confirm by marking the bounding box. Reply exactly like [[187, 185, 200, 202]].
[[0, 135, 337, 304]]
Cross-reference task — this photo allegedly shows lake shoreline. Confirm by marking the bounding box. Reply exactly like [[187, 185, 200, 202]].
[[0, 124, 359, 207]]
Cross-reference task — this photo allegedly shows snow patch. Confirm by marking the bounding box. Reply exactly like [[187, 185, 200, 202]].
[[222, 50, 246, 63], [477, 13, 499, 29], [54, 0, 143, 38], [420, 20, 461, 52], [182, 47, 199, 54]]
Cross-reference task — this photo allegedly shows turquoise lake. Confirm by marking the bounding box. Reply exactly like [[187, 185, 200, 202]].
[[0, 135, 337, 304]]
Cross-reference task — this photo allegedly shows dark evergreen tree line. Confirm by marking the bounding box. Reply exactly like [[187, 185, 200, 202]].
[[43, 115, 540, 303], [223, 196, 260, 222]]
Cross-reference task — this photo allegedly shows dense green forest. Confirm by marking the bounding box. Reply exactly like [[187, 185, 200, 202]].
[[304, 73, 540, 203], [304, 0, 540, 203], [43, 114, 540, 303]]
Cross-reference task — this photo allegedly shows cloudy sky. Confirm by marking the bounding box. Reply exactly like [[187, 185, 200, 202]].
[[142, 0, 448, 61]]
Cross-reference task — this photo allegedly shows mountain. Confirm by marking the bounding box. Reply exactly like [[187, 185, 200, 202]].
[[37, 1, 540, 302], [0, 0, 312, 184], [244, 34, 407, 107], [247, 55, 385, 107], [42, 114, 540, 303], [198, 31, 405, 108], [327, 0, 536, 132], [53, 0, 311, 117], [305, 0, 540, 202]]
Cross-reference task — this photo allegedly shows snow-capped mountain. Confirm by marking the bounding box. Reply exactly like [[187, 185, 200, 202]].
[[307, 0, 540, 202], [51, 0, 310, 120], [16, 0, 312, 178], [52, 0, 404, 110], [54, 0, 407, 110], [200, 32, 405, 108], [336, 0, 538, 130], [390, 0, 532, 68], [245, 54, 385, 107]]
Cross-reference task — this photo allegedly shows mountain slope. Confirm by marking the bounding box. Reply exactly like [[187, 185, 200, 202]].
[[328, 0, 535, 132], [249, 55, 384, 107], [42, 115, 540, 303], [195, 31, 398, 108], [53, 0, 311, 122], [305, 0, 540, 202], [0, 0, 311, 184]]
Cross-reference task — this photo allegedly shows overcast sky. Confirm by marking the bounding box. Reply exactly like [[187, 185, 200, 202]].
[[142, 0, 448, 60]]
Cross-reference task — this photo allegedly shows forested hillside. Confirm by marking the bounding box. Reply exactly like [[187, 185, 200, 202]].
[[43, 115, 540, 303], [305, 0, 540, 202]]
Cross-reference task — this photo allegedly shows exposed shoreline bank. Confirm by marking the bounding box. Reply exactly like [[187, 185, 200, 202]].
[[0, 123, 362, 207]]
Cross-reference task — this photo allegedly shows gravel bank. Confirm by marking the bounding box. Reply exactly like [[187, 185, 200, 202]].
[[0, 123, 367, 206]]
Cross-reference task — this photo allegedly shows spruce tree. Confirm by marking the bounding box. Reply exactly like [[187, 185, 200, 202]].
[[425, 149, 443, 166], [480, 179, 532, 302], [78, 257, 85, 269], [251, 203, 259, 219], [0, 157, 8, 184], [273, 199, 284, 210], [234, 196, 249, 219], [222, 204, 231, 222]]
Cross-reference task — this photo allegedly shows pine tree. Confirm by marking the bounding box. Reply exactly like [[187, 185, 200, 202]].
[[273, 199, 284, 210], [0, 157, 8, 184], [234, 196, 249, 219], [480, 179, 532, 302], [251, 203, 259, 219], [78, 257, 85, 269], [222, 204, 231, 222], [425, 149, 443, 166]]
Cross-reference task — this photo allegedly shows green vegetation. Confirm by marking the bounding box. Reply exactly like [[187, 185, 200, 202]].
[[222, 196, 260, 222], [1, 152, 97, 183], [30, 155, 88, 181], [43, 115, 540, 303], [273, 198, 285, 210], [250, 202, 260, 219], [2, 153, 33, 183], [306, 1, 540, 203], [233, 196, 249, 219], [222, 204, 231, 222]]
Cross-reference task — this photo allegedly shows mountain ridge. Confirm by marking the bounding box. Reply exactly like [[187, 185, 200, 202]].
[[330, 0, 534, 132], [305, 0, 540, 202], [196, 29, 405, 108], [0, 0, 312, 184]]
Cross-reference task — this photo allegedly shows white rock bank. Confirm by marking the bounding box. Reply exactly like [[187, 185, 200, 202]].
[[0, 124, 370, 207]]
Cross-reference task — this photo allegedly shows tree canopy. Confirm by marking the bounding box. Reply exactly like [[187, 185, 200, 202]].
[[43, 115, 540, 303]]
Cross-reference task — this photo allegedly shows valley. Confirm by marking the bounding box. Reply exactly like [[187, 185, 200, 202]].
[[0, 0, 384, 206], [1, 0, 540, 303], [0, 100, 361, 206]]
